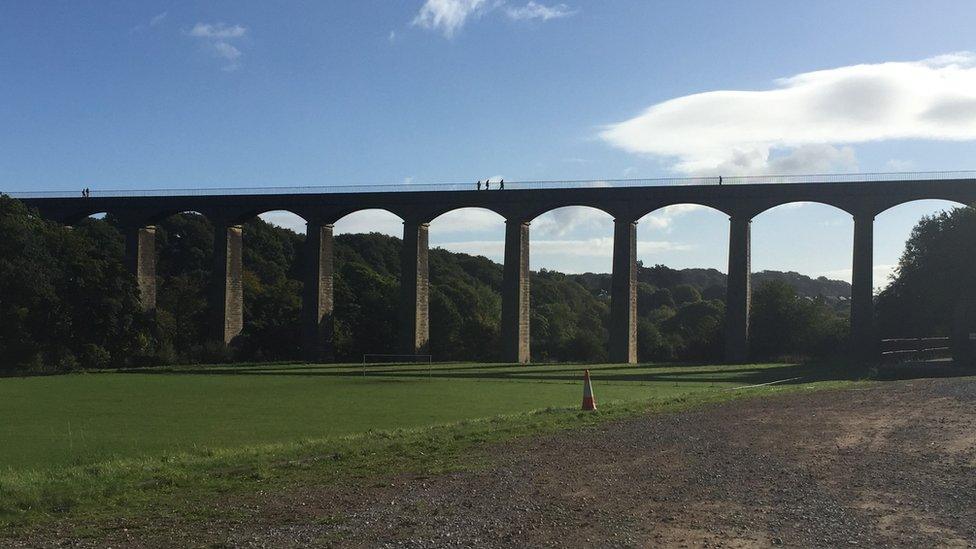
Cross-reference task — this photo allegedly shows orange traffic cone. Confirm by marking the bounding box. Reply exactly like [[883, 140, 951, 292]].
[[582, 369, 596, 411]]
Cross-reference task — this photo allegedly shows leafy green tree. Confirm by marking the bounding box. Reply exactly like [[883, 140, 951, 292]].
[[646, 288, 675, 310], [637, 318, 671, 360], [750, 280, 847, 359], [876, 206, 976, 338], [0, 197, 152, 372], [662, 300, 724, 360], [671, 284, 702, 306]]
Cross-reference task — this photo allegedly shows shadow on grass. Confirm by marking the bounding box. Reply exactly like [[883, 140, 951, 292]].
[[110, 358, 976, 387]]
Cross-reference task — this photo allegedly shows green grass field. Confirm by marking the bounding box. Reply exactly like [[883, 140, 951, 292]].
[[1, 361, 816, 472], [0, 360, 858, 530]]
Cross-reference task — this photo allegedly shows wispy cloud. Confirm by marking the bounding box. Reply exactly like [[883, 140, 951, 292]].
[[187, 22, 248, 71], [412, 0, 489, 38], [640, 204, 710, 231], [412, 0, 576, 38], [533, 207, 611, 238], [334, 210, 404, 237], [212, 42, 242, 68], [437, 238, 691, 272], [259, 211, 307, 233], [885, 158, 915, 171], [149, 12, 168, 27], [600, 52, 976, 175], [131, 11, 168, 33], [505, 1, 577, 21], [188, 23, 247, 39], [431, 208, 505, 232]]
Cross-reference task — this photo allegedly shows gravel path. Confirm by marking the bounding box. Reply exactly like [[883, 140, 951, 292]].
[[16, 377, 976, 548]]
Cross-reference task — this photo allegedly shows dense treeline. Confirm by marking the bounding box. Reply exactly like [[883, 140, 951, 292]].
[[0, 197, 153, 371], [876, 207, 976, 338], [1, 195, 884, 373]]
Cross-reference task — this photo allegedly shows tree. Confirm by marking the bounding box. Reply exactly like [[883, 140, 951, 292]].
[[662, 300, 724, 360], [672, 284, 702, 306], [0, 197, 154, 372], [750, 280, 847, 360], [876, 206, 976, 338]]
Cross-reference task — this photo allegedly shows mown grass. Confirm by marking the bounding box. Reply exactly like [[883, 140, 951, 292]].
[[0, 361, 818, 471], [0, 361, 863, 533]]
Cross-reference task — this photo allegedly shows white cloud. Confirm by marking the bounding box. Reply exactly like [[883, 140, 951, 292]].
[[885, 158, 915, 171], [412, 0, 575, 37], [431, 208, 505, 233], [210, 42, 243, 71], [437, 237, 690, 264], [711, 144, 858, 176], [600, 52, 976, 175], [334, 210, 404, 237], [188, 23, 247, 39], [187, 22, 248, 71], [259, 211, 307, 234], [388, 30, 397, 43], [532, 207, 611, 238], [874, 264, 897, 287], [131, 11, 168, 33], [412, 0, 489, 38], [505, 1, 577, 21], [639, 203, 709, 231], [530, 203, 716, 238], [213, 42, 242, 61], [149, 12, 168, 27]]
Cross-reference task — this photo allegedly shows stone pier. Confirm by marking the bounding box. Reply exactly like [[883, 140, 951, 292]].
[[212, 223, 244, 345], [124, 225, 156, 311], [303, 222, 335, 361], [851, 213, 875, 361], [609, 218, 638, 364], [399, 220, 430, 355], [725, 215, 751, 363], [501, 219, 531, 363]]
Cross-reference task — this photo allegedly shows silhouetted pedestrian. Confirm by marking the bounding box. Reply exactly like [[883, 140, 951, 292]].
[[718, 176, 723, 185], [499, 179, 504, 190], [477, 180, 482, 191], [485, 179, 490, 190]]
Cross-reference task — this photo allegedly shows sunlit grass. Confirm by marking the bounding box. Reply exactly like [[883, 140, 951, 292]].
[[0, 361, 814, 471], [0, 360, 860, 530]]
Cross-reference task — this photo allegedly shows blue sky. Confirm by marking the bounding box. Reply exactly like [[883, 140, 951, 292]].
[[3, 1, 976, 286]]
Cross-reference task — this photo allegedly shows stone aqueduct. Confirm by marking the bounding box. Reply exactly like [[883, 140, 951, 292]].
[[18, 176, 976, 364]]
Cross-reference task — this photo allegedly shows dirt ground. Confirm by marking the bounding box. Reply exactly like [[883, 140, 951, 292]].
[[15, 377, 976, 548]]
